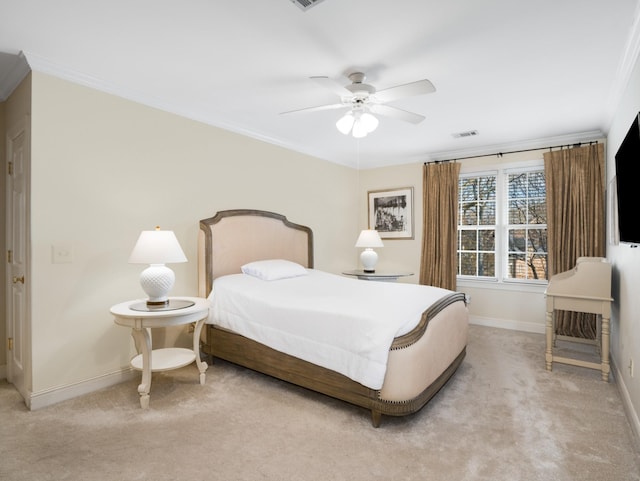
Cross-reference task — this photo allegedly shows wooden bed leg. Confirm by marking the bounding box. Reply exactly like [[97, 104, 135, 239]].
[[371, 410, 382, 428]]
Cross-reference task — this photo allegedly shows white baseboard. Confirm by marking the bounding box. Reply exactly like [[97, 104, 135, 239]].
[[28, 368, 137, 411], [469, 315, 545, 335], [612, 358, 640, 449]]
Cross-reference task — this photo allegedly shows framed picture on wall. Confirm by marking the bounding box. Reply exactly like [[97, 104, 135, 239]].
[[368, 187, 414, 239]]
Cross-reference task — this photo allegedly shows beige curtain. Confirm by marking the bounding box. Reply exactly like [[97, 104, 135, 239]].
[[544, 143, 605, 339], [419, 161, 460, 290]]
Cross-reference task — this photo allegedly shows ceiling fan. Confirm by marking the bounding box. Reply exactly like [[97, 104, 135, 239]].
[[281, 72, 436, 137]]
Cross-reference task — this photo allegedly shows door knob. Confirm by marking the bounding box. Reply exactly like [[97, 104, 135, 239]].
[[12, 276, 24, 284]]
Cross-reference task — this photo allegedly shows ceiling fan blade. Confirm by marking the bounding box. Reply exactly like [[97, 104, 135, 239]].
[[280, 103, 347, 115], [370, 104, 425, 124], [310, 76, 352, 97], [374, 79, 435, 103]]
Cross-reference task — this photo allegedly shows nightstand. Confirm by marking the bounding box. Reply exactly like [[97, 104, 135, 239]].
[[342, 269, 414, 282], [110, 296, 210, 408]]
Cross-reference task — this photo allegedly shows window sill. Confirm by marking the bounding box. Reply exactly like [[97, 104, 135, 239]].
[[457, 277, 547, 294]]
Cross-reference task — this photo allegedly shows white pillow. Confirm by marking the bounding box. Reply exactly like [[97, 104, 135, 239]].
[[241, 259, 308, 281]]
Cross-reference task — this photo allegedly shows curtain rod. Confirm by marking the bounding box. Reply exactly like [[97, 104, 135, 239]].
[[424, 140, 600, 164]]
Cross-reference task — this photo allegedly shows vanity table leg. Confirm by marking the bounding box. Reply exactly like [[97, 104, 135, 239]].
[[131, 327, 152, 409], [545, 309, 554, 371], [193, 318, 209, 385], [601, 315, 611, 382]]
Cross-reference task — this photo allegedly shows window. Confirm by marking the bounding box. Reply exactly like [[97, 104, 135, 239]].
[[457, 164, 548, 283], [458, 174, 497, 277], [505, 170, 548, 280]]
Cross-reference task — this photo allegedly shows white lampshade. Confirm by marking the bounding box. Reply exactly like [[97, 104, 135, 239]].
[[336, 112, 355, 135], [359, 112, 379, 133], [129, 227, 187, 306], [352, 118, 369, 138], [355, 229, 384, 248], [355, 230, 383, 273], [128, 228, 188, 264]]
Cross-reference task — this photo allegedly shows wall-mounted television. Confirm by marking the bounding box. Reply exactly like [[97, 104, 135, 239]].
[[614, 112, 640, 245]]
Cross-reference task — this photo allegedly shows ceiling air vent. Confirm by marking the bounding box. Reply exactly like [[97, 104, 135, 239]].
[[452, 130, 479, 139], [290, 0, 326, 11]]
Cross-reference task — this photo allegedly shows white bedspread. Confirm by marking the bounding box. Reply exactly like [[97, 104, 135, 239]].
[[207, 269, 454, 389]]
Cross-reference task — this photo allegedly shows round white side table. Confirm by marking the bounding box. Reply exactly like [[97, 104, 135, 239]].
[[110, 296, 210, 409]]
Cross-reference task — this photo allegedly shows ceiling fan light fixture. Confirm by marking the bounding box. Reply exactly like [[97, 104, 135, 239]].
[[352, 119, 369, 138], [284, 72, 435, 136], [336, 109, 378, 138], [336, 112, 355, 135], [360, 112, 379, 133]]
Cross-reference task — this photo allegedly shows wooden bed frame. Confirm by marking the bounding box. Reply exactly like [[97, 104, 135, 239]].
[[198, 209, 468, 427]]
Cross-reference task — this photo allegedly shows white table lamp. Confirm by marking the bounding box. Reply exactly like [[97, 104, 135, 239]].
[[355, 229, 384, 273], [128, 227, 187, 307]]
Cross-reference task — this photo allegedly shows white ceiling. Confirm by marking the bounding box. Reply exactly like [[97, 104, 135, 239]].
[[1, 0, 639, 169]]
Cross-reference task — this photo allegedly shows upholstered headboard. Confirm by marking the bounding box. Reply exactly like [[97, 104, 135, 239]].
[[198, 209, 314, 297]]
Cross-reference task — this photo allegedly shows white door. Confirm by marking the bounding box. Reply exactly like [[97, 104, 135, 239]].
[[6, 118, 30, 403]]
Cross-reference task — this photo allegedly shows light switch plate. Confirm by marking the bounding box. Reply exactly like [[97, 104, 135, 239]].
[[52, 243, 73, 264]]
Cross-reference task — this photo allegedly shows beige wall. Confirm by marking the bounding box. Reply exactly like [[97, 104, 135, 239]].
[[27, 72, 359, 395]]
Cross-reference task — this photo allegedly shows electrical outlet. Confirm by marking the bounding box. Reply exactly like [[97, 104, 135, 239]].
[[52, 243, 73, 264]]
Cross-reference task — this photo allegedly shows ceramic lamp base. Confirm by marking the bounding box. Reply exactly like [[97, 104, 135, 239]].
[[360, 248, 379, 273], [139, 264, 175, 305]]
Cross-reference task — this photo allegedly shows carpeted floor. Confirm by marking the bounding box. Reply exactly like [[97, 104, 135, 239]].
[[1, 325, 639, 481]]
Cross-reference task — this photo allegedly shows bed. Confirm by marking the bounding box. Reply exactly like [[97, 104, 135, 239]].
[[198, 209, 468, 427]]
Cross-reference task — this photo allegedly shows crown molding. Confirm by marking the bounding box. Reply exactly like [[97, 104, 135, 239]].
[[425, 130, 605, 163], [22, 51, 296, 151]]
